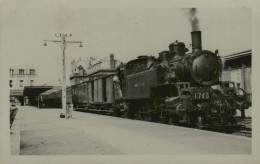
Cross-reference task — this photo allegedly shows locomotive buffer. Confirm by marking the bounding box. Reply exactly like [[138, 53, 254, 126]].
[[43, 34, 83, 118]]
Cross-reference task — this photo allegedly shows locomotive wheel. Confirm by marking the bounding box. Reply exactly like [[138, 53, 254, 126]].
[[160, 117, 168, 124], [144, 115, 152, 122], [134, 112, 142, 120], [147, 116, 152, 122], [124, 111, 130, 119], [144, 115, 147, 121], [168, 117, 174, 125], [168, 116, 179, 125], [187, 115, 196, 128], [113, 108, 121, 117]]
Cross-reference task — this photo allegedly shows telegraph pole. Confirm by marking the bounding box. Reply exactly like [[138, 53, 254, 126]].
[[43, 33, 83, 119]]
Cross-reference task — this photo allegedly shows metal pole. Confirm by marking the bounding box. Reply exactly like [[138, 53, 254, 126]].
[[61, 36, 68, 118], [43, 34, 83, 119], [63, 49, 67, 118]]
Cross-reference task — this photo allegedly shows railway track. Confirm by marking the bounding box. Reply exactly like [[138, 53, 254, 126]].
[[203, 117, 252, 137], [167, 117, 252, 138], [210, 117, 252, 138]]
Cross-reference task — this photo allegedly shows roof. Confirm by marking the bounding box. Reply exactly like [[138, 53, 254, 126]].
[[222, 50, 251, 60], [10, 64, 36, 70], [40, 88, 61, 96], [23, 86, 55, 96], [70, 69, 116, 80]]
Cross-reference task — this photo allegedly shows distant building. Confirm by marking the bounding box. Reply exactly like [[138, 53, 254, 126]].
[[70, 57, 90, 85], [221, 50, 252, 94], [70, 54, 120, 86], [9, 67, 38, 105]]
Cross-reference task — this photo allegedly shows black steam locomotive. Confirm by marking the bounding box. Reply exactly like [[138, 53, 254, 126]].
[[113, 31, 249, 128]]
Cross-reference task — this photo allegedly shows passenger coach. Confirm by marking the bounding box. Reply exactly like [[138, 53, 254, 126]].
[[71, 54, 120, 113]]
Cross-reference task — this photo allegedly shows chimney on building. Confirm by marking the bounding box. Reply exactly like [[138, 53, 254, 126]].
[[110, 54, 115, 68]]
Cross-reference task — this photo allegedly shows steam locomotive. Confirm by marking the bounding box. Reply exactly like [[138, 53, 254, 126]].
[[40, 31, 250, 129], [113, 31, 250, 128]]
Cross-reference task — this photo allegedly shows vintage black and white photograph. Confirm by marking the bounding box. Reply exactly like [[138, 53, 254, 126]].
[[1, 0, 259, 163]]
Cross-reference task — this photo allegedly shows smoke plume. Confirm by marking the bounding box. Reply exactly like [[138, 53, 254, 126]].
[[185, 8, 200, 31]]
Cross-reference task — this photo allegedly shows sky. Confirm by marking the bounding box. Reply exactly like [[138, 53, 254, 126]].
[[1, 2, 251, 86]]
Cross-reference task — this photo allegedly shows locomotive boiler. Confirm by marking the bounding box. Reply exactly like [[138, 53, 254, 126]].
[[114, 31, 232, 128], [166, 31, 221, 86]]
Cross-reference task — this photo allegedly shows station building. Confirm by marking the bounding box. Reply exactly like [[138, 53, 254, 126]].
[[70, 54, 120, 85], [221, 50, 252, 96], [221, 50, 252, 117], [9, 67, 38, 105], [70, 54, 121, 103], [70, 57, 89, 85]]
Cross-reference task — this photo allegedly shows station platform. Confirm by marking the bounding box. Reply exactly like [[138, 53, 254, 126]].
[[11, 106, 251, 155]]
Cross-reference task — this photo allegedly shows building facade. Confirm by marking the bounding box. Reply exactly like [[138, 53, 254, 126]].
[[70, 54, 120, 86], [69, 54, 121, 105], [10, 67, 38, 105], [221, 50, 252, 94]]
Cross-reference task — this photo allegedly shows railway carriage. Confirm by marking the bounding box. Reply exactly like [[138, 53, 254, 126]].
[[72, 82, 89, 110], [72, 59, 118, 114], [40, 87, 72, 108]]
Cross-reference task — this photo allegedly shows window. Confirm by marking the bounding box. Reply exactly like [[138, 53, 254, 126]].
[[30, 80, 34, 86], [125, 57, 154, 75], [20, 80, 23, 87], [79, 68, 84, 75], [30, 69, 35, 75], [10, 69, 14, 75], [10, 80, 13, 87], [19, 69, 24, 75]]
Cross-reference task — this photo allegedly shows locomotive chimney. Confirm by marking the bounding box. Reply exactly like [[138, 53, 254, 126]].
[[191, 31, 202, 51]]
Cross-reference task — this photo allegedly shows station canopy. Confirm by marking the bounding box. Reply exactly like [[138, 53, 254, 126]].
[[40, 87, 62, 96], [10, 90, 24, 96], [23, 86, 60, 97]]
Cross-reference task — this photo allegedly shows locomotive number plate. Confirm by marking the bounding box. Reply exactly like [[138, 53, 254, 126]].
[[191, 88, 211, 100]]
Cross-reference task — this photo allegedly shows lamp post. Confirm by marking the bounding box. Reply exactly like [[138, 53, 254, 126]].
[[43, 33, 83, 119]]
